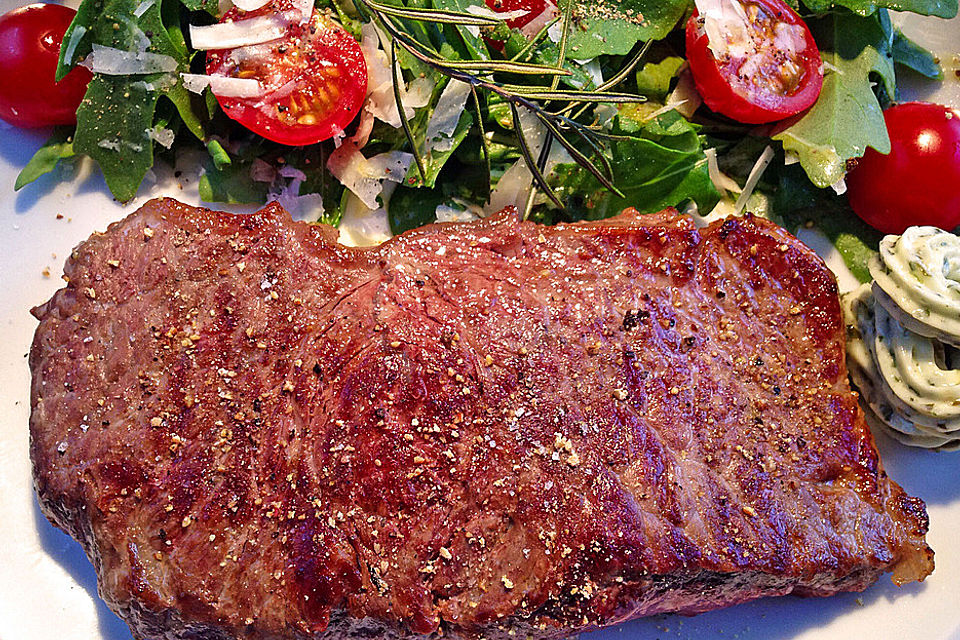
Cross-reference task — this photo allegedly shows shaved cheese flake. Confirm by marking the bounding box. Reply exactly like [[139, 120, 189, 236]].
[[734, 145, 774, 214], [231, 0, 271, 10], [61, 25, 87, 66], [437, 204, 481, 223], [147, 125, 175, 148], [522, 1, 558, 39], [426, 79, 471, 153], [464, 4, 530, 21], [695, 0, 752, 59], [360, 23, 433, 128], [462, 3, 528, 37], [703, 148, 741, 197], [666, 68, 702, 119], [81, 44, 178, 75], [189, 16, 287, 50], [328, 143, 413, 209], [339, 191, 394, 246], [133, 0, 156, 17], [181, 73, 263, 97]]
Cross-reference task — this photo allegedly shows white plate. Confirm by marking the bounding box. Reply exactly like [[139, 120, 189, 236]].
[[1, 4, 958, 639]]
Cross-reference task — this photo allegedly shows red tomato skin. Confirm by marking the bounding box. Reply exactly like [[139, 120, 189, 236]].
[[206, 7, 366, 146], [685, 0, 823, 124], [847, 102, 960, 235], [0, 3, 92, 128]]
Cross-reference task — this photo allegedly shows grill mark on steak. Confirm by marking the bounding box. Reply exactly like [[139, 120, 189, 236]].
[[29, 198, 932, 640]]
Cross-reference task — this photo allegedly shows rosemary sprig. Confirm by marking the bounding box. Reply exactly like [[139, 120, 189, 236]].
[[352, 0, 650, 216], [391, 39, 427, 182]]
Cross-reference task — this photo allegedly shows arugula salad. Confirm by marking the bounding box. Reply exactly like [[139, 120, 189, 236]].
[[4, 0, 959, 279]]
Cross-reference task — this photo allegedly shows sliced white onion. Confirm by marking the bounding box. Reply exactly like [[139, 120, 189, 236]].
[[189, 16, 287, 50], [80, 44, 178, 75], [181, 73, 263, 97]]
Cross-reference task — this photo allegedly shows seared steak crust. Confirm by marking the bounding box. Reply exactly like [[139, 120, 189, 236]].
[[30, 199, 932, 640]]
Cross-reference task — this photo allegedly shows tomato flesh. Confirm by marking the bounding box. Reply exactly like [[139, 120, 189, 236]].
[[846, 102, 960, 235], [206, 6, 366, 146], [685, 0, 822, 124], [0, 3, 92, 128]]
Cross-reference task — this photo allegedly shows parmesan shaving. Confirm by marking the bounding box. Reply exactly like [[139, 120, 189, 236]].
[[703, 148, 741, 197], [462, 3, 529, 36], [189, 16, 287, 50], [147, 125, 175, 149], [338, 190, 394, 246], [181, 73, 263, 97], [666, 67, 702, 119], [61, 25, 87, 67], [327, 143, 413, 209], [733, 145, 774, 214], [425, 80, 471, 153], [133, 0, 156, 17], [231, 0, 271, 11], [80, 44, 178, 75], [360, 23, 433, 127]]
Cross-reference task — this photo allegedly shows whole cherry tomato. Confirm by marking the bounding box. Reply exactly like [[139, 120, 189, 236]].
[[847, 102, 960, 234], [0, 3, 92, 128]]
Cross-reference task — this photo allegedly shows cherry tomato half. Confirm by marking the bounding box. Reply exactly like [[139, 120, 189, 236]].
[[846, 102, 960, 234], [0, 3, 92, 128], [685, 0, 823, 124], [206, 4, 366, 146]]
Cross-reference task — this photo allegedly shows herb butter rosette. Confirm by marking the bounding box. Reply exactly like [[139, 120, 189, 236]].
[[844, 226, 960, 451]]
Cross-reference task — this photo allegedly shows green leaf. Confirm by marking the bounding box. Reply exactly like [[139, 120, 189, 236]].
[[772, 11, 894, 189], [562, 0, 691, 58], [892, 28, 943, 79], [75, 75, 161, 201], [14, 128, 76, 191], [199, 160, 269, 204], [800, 0, 956, 18], [206, 139, 232, 169], [407, 110, 474, 188], [773, 164, 882, 282], [635, 56, 685, 100], [56, 0, 102, 80], [179, 0, 219, 15], [431, 0, 490, 60], [64, 0, 206, 200], [388, 185, 444, 233], [550, 110, 720, 219]]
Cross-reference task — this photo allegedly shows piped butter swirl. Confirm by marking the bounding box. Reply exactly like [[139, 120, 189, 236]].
[[869, 225, 960, 346], [844, 285, 960, 451]]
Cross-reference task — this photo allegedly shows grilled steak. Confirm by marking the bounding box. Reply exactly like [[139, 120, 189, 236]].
[[30, 198, 932, 640]]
